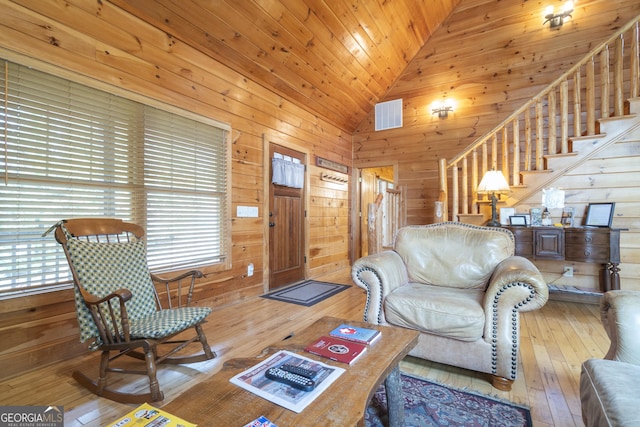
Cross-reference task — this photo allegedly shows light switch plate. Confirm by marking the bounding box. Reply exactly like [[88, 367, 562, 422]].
[[237, 206, 259, 217]]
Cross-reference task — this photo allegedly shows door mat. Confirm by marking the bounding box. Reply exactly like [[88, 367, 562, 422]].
[[366, 373, 532, 426], [261, 280, 350, 306]]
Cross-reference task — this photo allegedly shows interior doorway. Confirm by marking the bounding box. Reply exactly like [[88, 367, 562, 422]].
[[356, 165, 396, 258], [268, 143, 306, 289]]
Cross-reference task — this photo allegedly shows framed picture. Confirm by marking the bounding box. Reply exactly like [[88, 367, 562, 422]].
[[585, 202, 615, 227], [500, 207, 515, 225], [530, 207, 542, 226], [561, 207, 574, 227], [509, 215, 528, 226]]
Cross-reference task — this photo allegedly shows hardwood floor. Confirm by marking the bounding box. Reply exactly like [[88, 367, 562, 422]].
[[0, 268, 608, 426]]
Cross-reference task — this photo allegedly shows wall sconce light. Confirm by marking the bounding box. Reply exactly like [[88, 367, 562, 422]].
[[544, 1, 574, 29], [431, 98, 455, 118]]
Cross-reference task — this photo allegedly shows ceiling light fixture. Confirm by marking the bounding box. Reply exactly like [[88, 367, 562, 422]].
[[544, 1, 574, 29]]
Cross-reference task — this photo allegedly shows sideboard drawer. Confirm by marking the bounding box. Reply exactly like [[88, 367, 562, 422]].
[[565, 230, 609, 246], [565, 245, 610, 262], [565, 228, 619, 264]]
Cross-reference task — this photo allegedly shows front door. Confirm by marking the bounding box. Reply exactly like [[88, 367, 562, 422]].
[[268, 144, 306, 289]]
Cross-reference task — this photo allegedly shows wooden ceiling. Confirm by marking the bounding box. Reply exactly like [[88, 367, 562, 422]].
[[109, 0, 459, 132], [108, 1, 640, 135]]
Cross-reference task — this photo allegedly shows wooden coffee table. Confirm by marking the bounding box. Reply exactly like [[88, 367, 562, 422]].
[[163, 316, 418, 426]]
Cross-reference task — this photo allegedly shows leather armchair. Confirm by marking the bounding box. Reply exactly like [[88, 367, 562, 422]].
[[352, 222, 548, 391], [580, 290, 640, 427]]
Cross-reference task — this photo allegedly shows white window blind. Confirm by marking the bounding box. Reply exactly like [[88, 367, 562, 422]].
[[0, 60, 230, 296]]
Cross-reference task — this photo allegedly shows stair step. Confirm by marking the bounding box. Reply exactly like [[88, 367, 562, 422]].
[[544, 152, 578, 159], [520, 169, 553, 176], [626, 97, 640, 114], [570, 134, 606, 143], [598, 114, 638, 133]]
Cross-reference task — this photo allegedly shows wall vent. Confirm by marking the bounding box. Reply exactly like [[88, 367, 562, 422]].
[[375, 99, 402, 131]]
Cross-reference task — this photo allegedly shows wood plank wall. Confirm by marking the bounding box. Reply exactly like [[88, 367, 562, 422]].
[[518, 134, 640, 292], [0, 0, 351, 381], [353, 1, 640, 291]]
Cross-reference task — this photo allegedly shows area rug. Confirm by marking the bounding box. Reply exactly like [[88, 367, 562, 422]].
[[261, 280, 350, 306], [366, 374, 532, 427]]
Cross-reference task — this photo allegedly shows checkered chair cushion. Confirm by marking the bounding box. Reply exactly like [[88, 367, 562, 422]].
[[65, 229, 211, 343]]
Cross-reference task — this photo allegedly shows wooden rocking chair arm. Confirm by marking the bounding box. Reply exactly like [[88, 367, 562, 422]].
[[83, 288, 133, 306], [151, 270, 203, 283]]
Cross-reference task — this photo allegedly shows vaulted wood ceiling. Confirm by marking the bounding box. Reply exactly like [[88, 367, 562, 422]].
[[109, 0, 460, 132], [109, 1, 640, 135]]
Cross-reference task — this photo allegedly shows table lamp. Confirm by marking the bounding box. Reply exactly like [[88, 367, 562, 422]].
[[477, 170, 510, 227]]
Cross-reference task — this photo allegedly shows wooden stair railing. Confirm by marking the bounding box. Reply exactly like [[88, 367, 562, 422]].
[[439, 15, 640, 222]]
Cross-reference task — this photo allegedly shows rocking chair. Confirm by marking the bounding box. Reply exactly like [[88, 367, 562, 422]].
[[50, 218, 216, 403]]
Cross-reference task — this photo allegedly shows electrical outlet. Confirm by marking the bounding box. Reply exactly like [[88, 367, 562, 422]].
[[247, 263, 254, 277], [563, 266, 573, 277]]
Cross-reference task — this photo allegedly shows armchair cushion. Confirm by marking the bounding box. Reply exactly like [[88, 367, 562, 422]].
[[580, 290, 640, 427], [385, 284, 485, 341], [394, 224, 514, 288], [581, 358, 640, 427]]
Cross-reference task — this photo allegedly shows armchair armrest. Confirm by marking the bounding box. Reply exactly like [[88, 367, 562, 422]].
[[482, 256, 548, 381], [601, 290, 640, 365], [351, 250, 409, 325], [484, 256, 548, 314]]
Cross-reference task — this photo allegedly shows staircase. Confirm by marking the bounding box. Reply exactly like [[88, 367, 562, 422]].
[[439, 16, 640, 223]]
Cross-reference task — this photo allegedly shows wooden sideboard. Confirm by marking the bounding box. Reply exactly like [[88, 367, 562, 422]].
[[504, 226, 622, 292]]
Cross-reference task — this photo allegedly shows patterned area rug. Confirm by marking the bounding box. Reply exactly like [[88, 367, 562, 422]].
[[366, 374, 532, 427], [261, 280, 350, 306]]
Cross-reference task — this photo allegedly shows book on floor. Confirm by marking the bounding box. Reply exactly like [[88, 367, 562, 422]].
[[329, 323, 381, 344], [304, 335, 367, 365], [107, 402, 196, 427]]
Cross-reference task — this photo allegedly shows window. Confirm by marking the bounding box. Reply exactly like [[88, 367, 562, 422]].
[[0, 60, 231, 297]]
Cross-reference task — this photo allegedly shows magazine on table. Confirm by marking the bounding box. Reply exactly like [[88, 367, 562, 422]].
[[107, 402, 196, 427], [243, 415, 278, 427], [304, 335, 367, 365], [329, 323, 381, 344], [229, 350, 345, 413]]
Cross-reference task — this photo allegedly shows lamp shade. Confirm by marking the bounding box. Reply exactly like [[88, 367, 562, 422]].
[[477, 170, 510, 194]]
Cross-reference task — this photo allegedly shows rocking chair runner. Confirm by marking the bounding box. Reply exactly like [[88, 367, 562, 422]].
[[50, 218, 216, 404]]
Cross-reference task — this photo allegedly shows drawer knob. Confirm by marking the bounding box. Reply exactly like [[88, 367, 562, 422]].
[[585, 236, 593, 242], [584, 250, 591, 257]]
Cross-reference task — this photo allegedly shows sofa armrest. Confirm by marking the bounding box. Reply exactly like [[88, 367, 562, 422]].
[[351, 250, 409, 325], [482, 256, 548, 380], [601, 290, 640, 365]]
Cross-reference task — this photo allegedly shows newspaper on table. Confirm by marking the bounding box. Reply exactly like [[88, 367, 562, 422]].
[[230, 350, 345, 413]]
